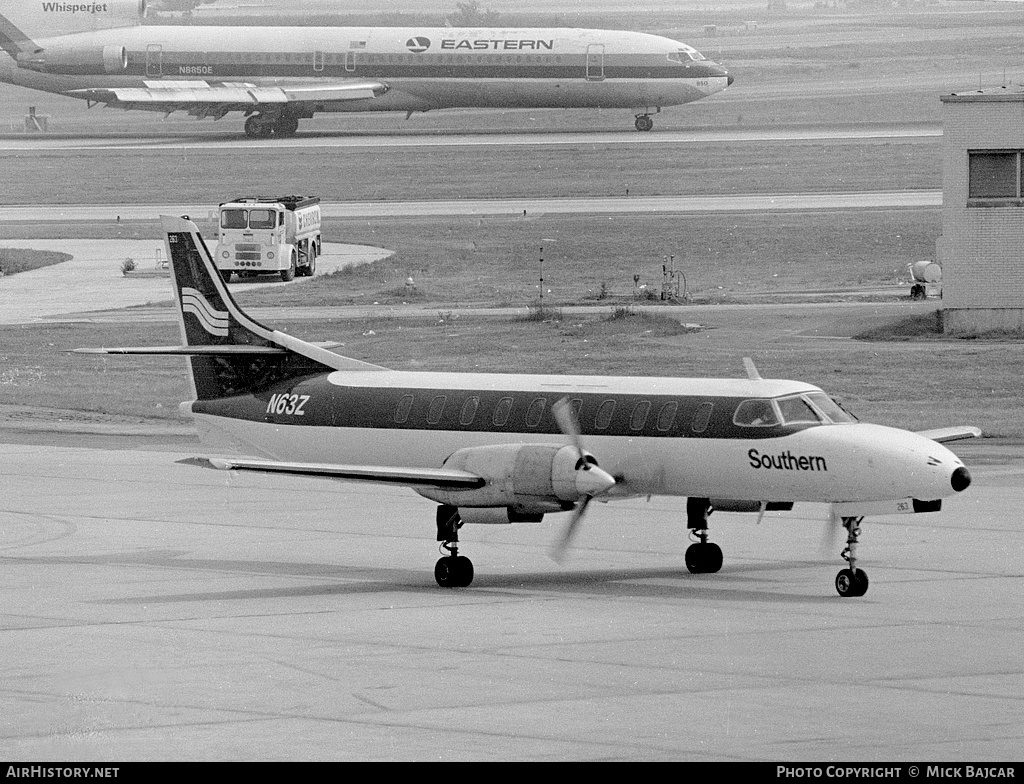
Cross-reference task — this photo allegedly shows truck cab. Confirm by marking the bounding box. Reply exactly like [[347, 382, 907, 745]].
[[215, 196, 321, 282]]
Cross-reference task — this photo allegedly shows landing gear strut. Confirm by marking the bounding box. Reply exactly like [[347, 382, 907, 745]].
[[684, 497, 723, 573], [435, 505, 474, 588], [835, 516, 869, 597]]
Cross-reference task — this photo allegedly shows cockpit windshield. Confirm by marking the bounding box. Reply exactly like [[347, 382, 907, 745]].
[[806, 392, 858, 423], [668, 48, 705, 64], [734, 393, 857, 428]]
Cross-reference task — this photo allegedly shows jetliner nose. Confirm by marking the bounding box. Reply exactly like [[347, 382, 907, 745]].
[[951, 466, 971, 493]]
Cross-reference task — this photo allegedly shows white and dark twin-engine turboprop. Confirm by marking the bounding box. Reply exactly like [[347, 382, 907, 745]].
[[78, 216, 981, 597], [0, 0, 732, 135]]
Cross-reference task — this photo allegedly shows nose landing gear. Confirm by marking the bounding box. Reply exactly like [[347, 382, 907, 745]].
[[634, 113, 654, 132], [835, 516, 869, 597]]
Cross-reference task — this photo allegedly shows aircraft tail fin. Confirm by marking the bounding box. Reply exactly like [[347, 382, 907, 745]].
[[159, 214, 383, 400], [0, 0, 145, 52]]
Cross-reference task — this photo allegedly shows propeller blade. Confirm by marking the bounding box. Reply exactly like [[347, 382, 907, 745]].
[[552, 397, 583, 459], [551, 495, 592, 563]]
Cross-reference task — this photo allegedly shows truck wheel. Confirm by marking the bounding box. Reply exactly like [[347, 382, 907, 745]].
[[305, 244, 316, 277], [281, 251, 296, 282]]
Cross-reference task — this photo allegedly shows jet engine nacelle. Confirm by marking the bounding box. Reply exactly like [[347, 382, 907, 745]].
[[18, 44, 129, 75], [415, 443, 592, 514]]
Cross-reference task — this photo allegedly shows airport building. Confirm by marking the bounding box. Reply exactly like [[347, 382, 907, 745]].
[[939, 88, 1024, 334]]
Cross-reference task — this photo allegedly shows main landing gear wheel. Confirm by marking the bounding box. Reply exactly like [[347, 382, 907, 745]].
[[684, 497, 722, 574], [685, 541, 723, 574], [835, 568, 869, 597], [635, 114, 654, 132], [244, 114, 274, 138], [434, 505, 474, 588], [835, 516, 869, 597], [435, 555, 474, 588]]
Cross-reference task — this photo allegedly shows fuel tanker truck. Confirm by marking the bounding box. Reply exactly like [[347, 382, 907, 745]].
[[215, 196, 321, 282]]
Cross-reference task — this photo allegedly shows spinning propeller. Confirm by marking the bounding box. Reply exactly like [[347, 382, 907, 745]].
[[550, 397, 616, 562]]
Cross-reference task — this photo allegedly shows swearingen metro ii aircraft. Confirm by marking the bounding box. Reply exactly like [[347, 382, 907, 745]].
[[0, 0, 733, 135], [78, 216, 981, 597]]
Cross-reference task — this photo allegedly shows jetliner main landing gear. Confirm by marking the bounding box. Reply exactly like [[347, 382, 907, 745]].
[[684, 497, 723, 573], [243, 112, 302, 138], [634, 113, 654, 132], [435, 505, 474, 588], [835, 516, 869, 597]]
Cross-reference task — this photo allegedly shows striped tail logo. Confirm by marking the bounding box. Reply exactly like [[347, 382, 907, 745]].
[[181, 287, 229, 337]]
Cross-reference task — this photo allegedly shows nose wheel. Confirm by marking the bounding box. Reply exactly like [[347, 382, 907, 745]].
[[684, 497, 723, 573], [835, 516, 869, 597], [634, 114, 654, 132]]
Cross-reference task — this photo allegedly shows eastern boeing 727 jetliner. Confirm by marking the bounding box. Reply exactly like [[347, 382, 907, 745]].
[[0, 0, 732, 135], [79, 216, 981, 597]]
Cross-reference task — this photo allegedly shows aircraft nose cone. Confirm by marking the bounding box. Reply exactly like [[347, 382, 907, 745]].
[[951, 466, 971, 493], [575, 465, 616, 498], [727, 72, 734, 86]]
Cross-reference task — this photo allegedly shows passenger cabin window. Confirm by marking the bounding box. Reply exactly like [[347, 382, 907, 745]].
[[460, 396, 479, 426], [526, 398, 546, 428], [776, 395, 822, 425], [734, 399, 780, 428], [427, 395, 447, 425], [493, 397, 513, 426], [394, 394, 413, 424], [657, 401, 678, 432], [595, 400, 616, 430], [691, 402, 713, 433], [630, 401, 651, 431]]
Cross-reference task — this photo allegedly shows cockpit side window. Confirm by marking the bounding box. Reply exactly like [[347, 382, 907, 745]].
[[733, 399, 780, 428], [776, 395, 823, 425], [806, 392, 858, 423]]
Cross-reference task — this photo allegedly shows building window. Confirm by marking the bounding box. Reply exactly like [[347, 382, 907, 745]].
[[968, 150, 1023, 201]]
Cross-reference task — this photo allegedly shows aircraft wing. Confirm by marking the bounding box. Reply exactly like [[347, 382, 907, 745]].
[[916, 426, 983, 444], [68, 79, 388, 110], [199, 456, 486, 491]]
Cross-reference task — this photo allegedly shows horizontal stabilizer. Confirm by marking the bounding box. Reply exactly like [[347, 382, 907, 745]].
[[916, 426, 982, 444], [195, 456, 486, 490]]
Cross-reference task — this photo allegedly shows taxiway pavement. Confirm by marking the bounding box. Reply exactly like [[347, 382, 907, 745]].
[[0, 438, 1020, 761], [0, 238, 391, 325]]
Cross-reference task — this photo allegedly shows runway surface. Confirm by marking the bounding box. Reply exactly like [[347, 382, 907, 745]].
[[0, 238, 391, 325], [0, 438, 1020, 761]]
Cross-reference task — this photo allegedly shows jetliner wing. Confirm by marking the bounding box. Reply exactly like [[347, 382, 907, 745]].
[[199, 456, 486, 491], [69, 80, 388, 110], [916, 426, 983, 444]]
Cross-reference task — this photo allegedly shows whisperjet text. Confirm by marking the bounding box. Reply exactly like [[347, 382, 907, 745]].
[[40, 2, 109, 13]]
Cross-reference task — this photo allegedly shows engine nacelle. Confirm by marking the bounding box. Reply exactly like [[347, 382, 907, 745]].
[[18, 44, 129, 75], [415, 443, 593, 514]]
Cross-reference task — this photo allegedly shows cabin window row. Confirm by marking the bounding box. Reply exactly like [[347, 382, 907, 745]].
[[392, 394, 719, 434]]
